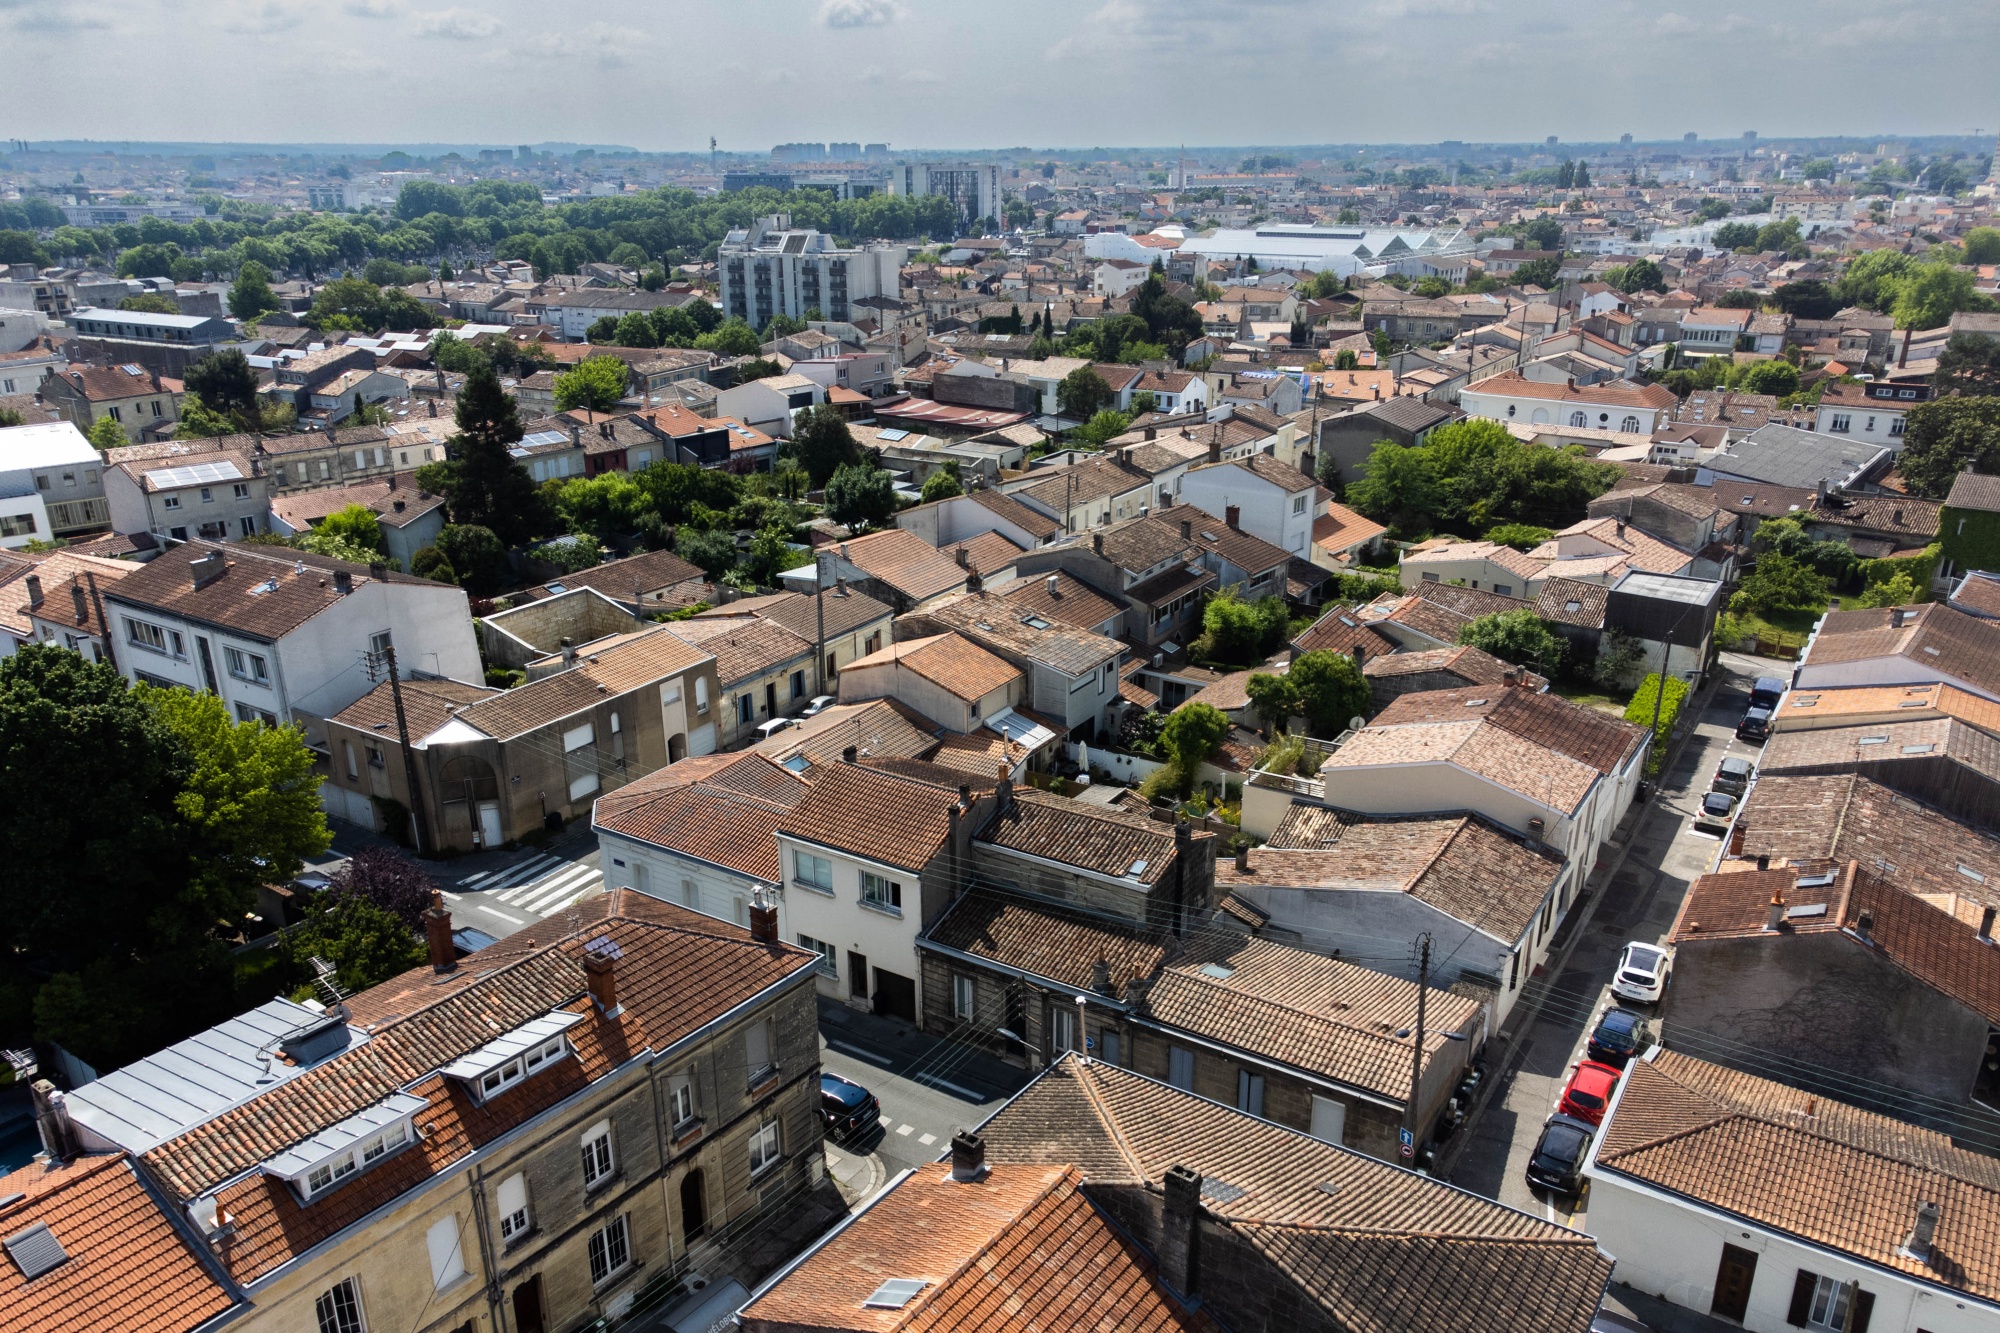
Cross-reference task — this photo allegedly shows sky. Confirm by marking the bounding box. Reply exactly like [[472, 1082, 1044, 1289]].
[[3, 0, 1996, 153]]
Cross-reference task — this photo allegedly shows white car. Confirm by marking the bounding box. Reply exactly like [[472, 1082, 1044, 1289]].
[[801, 695, 837, 717], [1610, 942, 1673, 1005], [754, 717, 796, 742]]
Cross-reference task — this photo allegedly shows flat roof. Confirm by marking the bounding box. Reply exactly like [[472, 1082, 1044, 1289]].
[[0, 421, 100, 471], [70, 306, 225, 330], [1612, 570, 1723, 605]]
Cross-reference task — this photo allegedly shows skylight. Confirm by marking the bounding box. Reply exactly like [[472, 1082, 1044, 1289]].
[[4, 1223, 67, 1280], [864, 1279, 928, 1309], [1199, 963, 1235, 980]]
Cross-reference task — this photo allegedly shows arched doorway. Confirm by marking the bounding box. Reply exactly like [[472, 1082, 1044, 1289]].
[[438, 754, 501, 850], [680, 1168, 707, 1240], [668, 732, 687, 763]]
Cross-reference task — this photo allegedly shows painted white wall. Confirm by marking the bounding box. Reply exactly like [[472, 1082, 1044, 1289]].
[[774, 835, 927, 1022]]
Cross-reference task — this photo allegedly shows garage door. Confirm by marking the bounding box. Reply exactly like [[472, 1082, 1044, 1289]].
[[871, 968, 917, 1023]]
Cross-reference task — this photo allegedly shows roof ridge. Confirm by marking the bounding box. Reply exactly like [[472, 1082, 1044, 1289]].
[[1067, 1058, 1150, 1180], [1233, 1218, 1595, 1245], [1162, 960, 1424, 1049]]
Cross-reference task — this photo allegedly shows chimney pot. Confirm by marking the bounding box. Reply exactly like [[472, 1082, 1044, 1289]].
[[368, 561, 388, 582], [561, 637, 577, 666], [955, 545, 970, 568], [1902, 1200, 1941, 1262], [1765, 893, 1787, 931], [1180, 518, 1192, 541], [1756, 854, 1770, 871], [70, 582, 87, 623], [583, 946, 618, 1012], [949, 1130, 987, 1182], [424, 890, 455, 973], [1091, 956, 1113, 995], [1234, 842, 1250, 874], [24, 574, 42, 608], [1159, 1164, 1203, 1296], [748, 884, 778, 945], [1091, 532, 1104, 556], [1046, 574, 1060, 597], [333, 569, 353, 595], [1856, 909, 1874, 942], [841, 745, 858, 764], [393, 499, 406, 512], [1224, 504, 1241, 529]]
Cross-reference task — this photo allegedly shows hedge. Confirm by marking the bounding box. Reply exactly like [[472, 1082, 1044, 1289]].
[[1625, 672, 1691, 776]]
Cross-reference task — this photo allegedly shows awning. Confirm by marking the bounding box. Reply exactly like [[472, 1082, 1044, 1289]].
[[985, 707, 1056, 753]]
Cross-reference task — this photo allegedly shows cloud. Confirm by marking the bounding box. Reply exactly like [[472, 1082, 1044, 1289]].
[[541, 21, 652, 65], [413, 6, 499, 38], [3, 0, 111, 30], [858, 64, 944, 84], [344, 0, 404, 15], [819, 0, 898, 27]]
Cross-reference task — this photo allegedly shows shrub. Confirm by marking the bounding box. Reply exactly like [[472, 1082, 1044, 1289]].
[[1625, 672, 1691, 775]]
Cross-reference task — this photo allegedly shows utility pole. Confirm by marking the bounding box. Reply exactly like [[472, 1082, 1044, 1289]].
[[374, 643, 433, 856], [1403, 932, 1432, 1167], [813, 552, 829, 698]]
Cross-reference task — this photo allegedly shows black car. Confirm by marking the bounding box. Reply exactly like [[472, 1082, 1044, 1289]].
[[1749, 676, 1787, 711], [1587, 1008, 1653, 1067], [1525, 1113, 1597, 1197], [1736, 706, 1772, 742], [820, 1072, 880, 1140]]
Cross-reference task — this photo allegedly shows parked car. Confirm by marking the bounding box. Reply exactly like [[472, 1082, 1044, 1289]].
[[1587, 1008, 1654, 1067], [1711, 756, 1755, 795], [1700, 790, 1739, 820], [802, 695, 837, 717], [1525, 1113, 1597, 1197], [755, 716, 796, 741], [1736, 707, 1772, 743], [820, 1072, 880, 1140], [1559, 1060, 1624, 1126], [1749, 675, 1788, 711], [1611, 941, 1673, 1004]]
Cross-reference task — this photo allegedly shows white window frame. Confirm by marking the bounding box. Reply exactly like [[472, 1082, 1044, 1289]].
[[476, 1036, 568, 1101], [952, 974, 976, 1020], [496, 1173, 531, 1244], [586, 1213, 632, 1287], [799, 934, 837, 977], [562, 721, 595, 751], [861, 871, 902, 914], [125, 618, 183, 657], [314, 1277, 367, 1333], [669, 1072, 696, 1128], [793, 849, 833, 893], [1805, 1274, 1853, 1331], [746, 1019, 775, 1084], [580, 1119, 616, 1189], [748, 1118, 781, 1176], [224, 645, 269, 685]]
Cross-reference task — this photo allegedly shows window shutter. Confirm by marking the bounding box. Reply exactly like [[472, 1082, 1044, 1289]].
[[1847, 1289, 1874, 1333], [497, 1174, 527, 1219], [1787, 1270, 1818, 1327]]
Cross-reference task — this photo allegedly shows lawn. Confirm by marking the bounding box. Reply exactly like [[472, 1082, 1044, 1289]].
[[1725, 604, 1824, 654], [1547, 680, 1634, 717]]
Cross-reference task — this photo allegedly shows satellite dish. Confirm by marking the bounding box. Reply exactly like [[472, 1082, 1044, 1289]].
[[1348, 716, 1367, 732]]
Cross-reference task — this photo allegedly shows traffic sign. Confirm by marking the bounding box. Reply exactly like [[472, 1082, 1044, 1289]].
[[1398, 1127, 1415, 1159]]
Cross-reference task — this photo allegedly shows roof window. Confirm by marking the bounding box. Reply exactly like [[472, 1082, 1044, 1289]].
[[864, 1280, 928, 1310], [264, 1093, 428, 1200], [3, 1223, 67, 1280], [442, 1010, 583, 1101]]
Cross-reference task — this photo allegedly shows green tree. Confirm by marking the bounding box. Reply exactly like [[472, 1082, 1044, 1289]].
[[1347, 441, 1440, 536], [1897, 398, 2000, 497], [1457, 610, 1565, 672], [311, 504, 386, 556], [780, 405, 861, 487], [1287, 649, 1371, 736], [293, 529, 384, 565], [1884, 263, 1995, 330], [528, 534, 604, 573], [1963, 228, 2000, 266], [1519, 217, 1564, 251], [0, 229, 50, 266], [742, 524, 809, 585], [139, 686, 331, 911], [553, 471, 650, 541], [446, 365, 543, 544], [1934, 333, 2000, 398], [1512, 257, 1560, 289], [1160, 702, 1230, 787], [695, 317, 762, 357], [1333, 348, 1361, 370], [278, 892, 424, 998], [1609, 258, 1665, 294], [119, 293, 182, 314], [428, 330, 490, 376], [824, 463, 896, 531], [1772, 280, 1840, 320], [1197, 591, 1289, 665], [1074, 409, 1132, 446], [184, 349, 263, 423], [1835, 249, 1914, 311], [1482, 523, 1553, 551], [306, 276, 434, 332], [435, 523, 512, 596], [638, 460, 744, 524], [1854, 570, 1921, 609], [85, 414, 128, 450], [409, 546, 458, 584], [1730, 552, 1832, 615], [1243, 672, 1299, 733], [674, 526, 739, 581], [553, 355, 630, 413], [1056, 366, 1115, 420], [1693, 198, 1731, 223], [920, 466, 964, 502], [1740, 360, 1801, 397]]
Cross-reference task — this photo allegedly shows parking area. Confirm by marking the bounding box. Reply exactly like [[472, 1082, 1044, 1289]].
[[1447, 652, 1781, 1223]]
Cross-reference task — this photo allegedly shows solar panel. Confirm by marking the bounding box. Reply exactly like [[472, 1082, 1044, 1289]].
[[519, 429, 569, 447], [5, 1223, 68, 1280], [1201, 1179, 1246, 1205], [148, 459, 245, 489], [863, 1279, 927, 1309]]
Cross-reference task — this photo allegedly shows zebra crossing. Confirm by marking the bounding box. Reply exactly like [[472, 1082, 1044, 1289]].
[[457, 853, 605, 918]]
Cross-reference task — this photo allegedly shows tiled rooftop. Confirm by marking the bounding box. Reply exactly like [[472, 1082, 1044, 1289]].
[[843, 632, 1023, 703]]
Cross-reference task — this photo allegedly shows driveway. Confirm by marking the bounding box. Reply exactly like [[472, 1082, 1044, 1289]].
[[1446, 653, 1782, 1222]]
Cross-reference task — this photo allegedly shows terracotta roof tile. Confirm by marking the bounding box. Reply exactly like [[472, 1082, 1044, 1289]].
[[968, 487, 1061, 540], [940, 531, 1025, 578], [454, 625, 713, 740], [840, 528, 974, 604], [593, 753, 810, 882], [1800, 604, 2000, 699], [105, 541, 440, 644], [660, 615, 813, 686], [332, 677, 498, 737], [779, 761, 965, 872], [927, 890, 1175, 995], [843, 632, 1022, 703], [977, 788, 1196, 887], [998, 570, 1121, 633]]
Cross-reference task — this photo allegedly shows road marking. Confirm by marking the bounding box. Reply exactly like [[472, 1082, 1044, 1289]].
[[877, 1114, 892, 1127], [917, 1133, 937, 1146], [911, 1071, 987, 1101], [476, 906, 527, 926], [512, 865, 604, 913], [441, 891, 463, 902], [895, 1123, 914, 1136], [829, 1041, 897, 1067], [490, 854, 562, 894], [497, 860, 592, 906]]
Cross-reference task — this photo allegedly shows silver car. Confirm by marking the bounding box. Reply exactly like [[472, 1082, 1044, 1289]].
[[1610, 941, 1672, 1004]]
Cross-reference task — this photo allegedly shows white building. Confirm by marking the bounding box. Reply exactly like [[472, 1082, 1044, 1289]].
[[718, 215, 906, 329], [889, 162, 1000, 230], [1170, 224, 1473, 281], [1815, 380, 1922, 450], [102, 541, 481, 725], [1586, 1048, 2000, 1333], [0, 421, 109, 547], [1177, 453, 1320, 560], [0, 305, 47, 353], [711, 373, 824, 438], [104, 446, 271, 543], [1459, 372, 1678, 434]]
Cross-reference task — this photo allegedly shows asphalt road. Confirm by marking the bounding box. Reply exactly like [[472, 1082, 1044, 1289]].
[[310, 826, 606, 942], [1447, 652, 1781, 1225]]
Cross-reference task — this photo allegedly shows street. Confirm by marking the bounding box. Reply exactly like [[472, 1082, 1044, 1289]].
[[310, 824, 607, 942], [1446, 652, 1778, 1227]]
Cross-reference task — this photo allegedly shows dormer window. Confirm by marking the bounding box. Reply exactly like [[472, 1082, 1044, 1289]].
[[267, 1092, 429, 1200], [442, 1010, 584, 1102]]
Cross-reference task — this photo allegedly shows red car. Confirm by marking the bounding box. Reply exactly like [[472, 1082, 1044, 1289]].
[[1559, 1060, 1623, 1125]]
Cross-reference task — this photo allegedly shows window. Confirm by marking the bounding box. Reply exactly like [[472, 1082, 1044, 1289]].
[[1891, 417, 1906, 437], [794, 849, 833, 892], [239, 516, 257, 537], [694, 677, 710, 713], [1621, 415, 1640, 432], [799, 934, 838, 977], [107, 406, 122, 422], [426, 1215, 467, 1290], [235, 702, 279, 727], [1791, 1272, 1857, 1331], [344, 742, 359, 780], [745, 1019, 775, 1084], [224, 646, 269, 684], [790, 669, 806, 700], [864, 631, 882, 654], [1292, 494, 1307, 514], [1830, 414, 1851, 433], [1569, 411, 1587, 427], [1493, 584, 1512, 597], [748, 1119, 781, 1175], [1168, 1046, 1195, 1090], [1099, 1029, 1121, 1065], [737, 694, 754, 724], [1049, 1003, 1075, 1055], [569, 772, 600, 801], [562, 721, 595, 752], [162, 494, 181, 510], [125, 618, 183, 657], [369, 629, 393, 657], [496, 1174, 531, 1243], [669, 1073, 696, 1127], [580, 1120, 616, 1189], [151, 400, 163, 417], [1237, 1070, 1266, 1117], [476, 1035, 569, 1100], [232, 482, 249, 498], [199, 487, 212, 503], [861, 872, 902, 913], [586, 1215, 631, 1286], [953, 974, 976, 1020], [315, 1278, 366, 1333]]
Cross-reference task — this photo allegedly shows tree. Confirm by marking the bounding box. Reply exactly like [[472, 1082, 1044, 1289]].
[[781, 405, 860, 487], [1934, 333, 2000, 398], [1693, 198, 1731, 223], [0, 229, 50, 266], [313, 504, 387, 556], [1730, 552, 1832, 615], [1244, 672, 1299, 733], [1854, 571, 1921, 609], [1835, 249, 1914, 311], [553, 471, 649, 541], [223, 258, 280, 321], [674, 526, 739, 582], [553, 355, 629, 413], [920, 466, 964, 502], [611, 311, 659, 348], [139, 686, 330, 911], [1074, 409, 1132, 446], [1512, 257, 1560, 289], [1483, 523, 1553, 551], [119, 293, 182, 314], [695, 317, 762, 357], [446, 365, 543, 544], [1772, 280, 1840, 321], [293, 529, 383, 565], [1739, 360, 1801, 398], [1056, 366, 1115, 420], [1609, 258, 1665, 294], [305, 276, 434, 332], [184, 348, 263, 423], [85, 414, 127, 450], [1160, 702, 1230, 784], [435, 523, 511, 595], [1197, 591, 1288, 665], [1457, 610, 1565, 672], [638, 460, 744, 524], [1333, 348, 1361, 370], [1897, 398, 2000, 497], [529, 534, 604, 573], [409, 546, 457, 584], [1287, 650, 1371, 736], [1964, 228, 2000, 266], [1885, 263, 1995, 330], [1519, 217, 1564, 251], [1347, 441, 1440, 536], [278, 892, 424, 998], [824, 463, 896, 531]]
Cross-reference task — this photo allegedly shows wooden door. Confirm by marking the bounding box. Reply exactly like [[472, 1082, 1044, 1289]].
[[1711, 1244, 1758, 1322], [513, 1274, 545, 1333]]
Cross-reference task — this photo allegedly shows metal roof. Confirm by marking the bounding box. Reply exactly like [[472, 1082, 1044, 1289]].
[[440, 1010, 584, 1081], [262, 1093, 430, 1178], [65, 998, 368, 1153]]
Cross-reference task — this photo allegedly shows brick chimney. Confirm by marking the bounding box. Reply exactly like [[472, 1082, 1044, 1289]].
[[1091, 956, 1113, 995], [955, 544, 970, 568], [424, 890, 455, 972], [24, 574, 42, 608], [1206, 437, 1221, 465], [950, 1130, 987, 1182], [70, 581, 87, 624], [583, 943, 618, 1012], [1224, 504, 1240, 529], [1980, 905, 1996, 944], [1764, 889, 1787, 932], [748, 885, 778, 945], [1158, 1165, 1203, 1297], [1180, 518, 1192, 541]]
